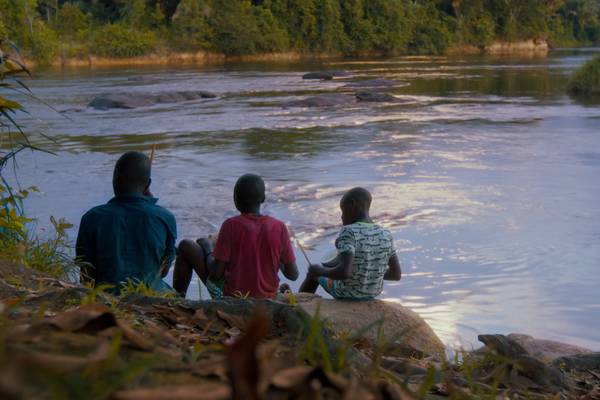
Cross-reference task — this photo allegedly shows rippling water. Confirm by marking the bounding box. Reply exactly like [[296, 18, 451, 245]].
[[9, 49, 600, 350]]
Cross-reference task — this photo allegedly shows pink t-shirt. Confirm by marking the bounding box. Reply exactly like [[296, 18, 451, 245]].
[[213, 214, 295, 299]]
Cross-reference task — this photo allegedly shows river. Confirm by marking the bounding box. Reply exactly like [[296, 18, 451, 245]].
[[8, 49, 600, 351]]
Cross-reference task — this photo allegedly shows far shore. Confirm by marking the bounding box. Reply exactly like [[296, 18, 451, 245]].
[[25, 39, 550, 70]]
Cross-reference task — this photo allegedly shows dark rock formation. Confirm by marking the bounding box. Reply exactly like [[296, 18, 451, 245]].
[[282, 94, 356, 108], [302, 71, 351, 80], [88, 91, 217, 110], [553, 353, 600, 371], [355, 91, 397, 103], [344, 78, 401, 89]]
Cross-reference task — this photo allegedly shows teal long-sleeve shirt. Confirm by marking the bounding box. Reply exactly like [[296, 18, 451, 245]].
[[76, 194, 177, 292]]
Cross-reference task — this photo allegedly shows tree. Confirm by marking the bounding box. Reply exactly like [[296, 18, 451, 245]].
[[169, 0, 213, 51]]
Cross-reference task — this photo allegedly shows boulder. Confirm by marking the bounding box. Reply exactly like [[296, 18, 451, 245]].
[[553, 353, 600, 371], [507, 333, 594, 363], [88, 91, 217, 110], [282, 94, 356, 108], [88, 93, 154, 110], [477, 334, 569, 390], [344, 78, 401, 89], [302, 71, 351, 80], [355, 91, 398, 103], [293, 295, 446, 361]]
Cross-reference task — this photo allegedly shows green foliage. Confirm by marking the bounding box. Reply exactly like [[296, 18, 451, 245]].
[[568, 55, 600, 95], [169, 0, 213, 51], [92, 24, 156, 58], [119, 279, 176, 298], [253, 6, 290, 53], [1, 1, 600, 67], [52, 3, 91, 41], [1, 43, 74, 279], [211, 0, 260, 55], [408, 4, 452, 55], [30, 20, 59, 65]]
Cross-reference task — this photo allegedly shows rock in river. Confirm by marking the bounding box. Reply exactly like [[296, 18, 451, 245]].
[[344, 78, 402, 89], [302, 70, 351, 80], [88, 91, 217, 110], [282, 94, 356, 108], [355, 91, 398, 103]]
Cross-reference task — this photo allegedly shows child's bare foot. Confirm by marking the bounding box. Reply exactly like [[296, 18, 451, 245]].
[[279, 283, 291, 293]]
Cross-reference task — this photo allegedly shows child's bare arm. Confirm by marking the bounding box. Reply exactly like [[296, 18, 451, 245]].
[[308, 252, 354, 281], [281, 261, 299, 281], [384, 254, 401, 281]]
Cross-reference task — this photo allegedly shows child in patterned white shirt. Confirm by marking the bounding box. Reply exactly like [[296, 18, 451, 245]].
[[299, 187, 401, 299]]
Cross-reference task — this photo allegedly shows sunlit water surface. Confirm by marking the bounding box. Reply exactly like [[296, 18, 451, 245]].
[[8, 49, 600, 350]]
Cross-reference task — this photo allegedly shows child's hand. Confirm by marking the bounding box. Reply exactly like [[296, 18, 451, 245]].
[[307, 264, 323, 278]]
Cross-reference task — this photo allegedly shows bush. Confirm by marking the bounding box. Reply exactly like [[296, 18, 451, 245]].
[[567, 55, 600, 96], [53, 3, 90, 40], [92, 24, 156, 58], [211, 0, 260, 55], [169, 0, 213, 51], [254, 7, 290, 53], [30, 21, 60, 65]]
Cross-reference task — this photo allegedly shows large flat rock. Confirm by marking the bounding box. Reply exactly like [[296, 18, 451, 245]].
[[88, 90, 217, 110], [293, 295, 446, 361], [507, 333, 593, 363]]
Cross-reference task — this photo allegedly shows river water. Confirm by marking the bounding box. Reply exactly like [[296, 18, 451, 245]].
[[8, 49, 600, 350]]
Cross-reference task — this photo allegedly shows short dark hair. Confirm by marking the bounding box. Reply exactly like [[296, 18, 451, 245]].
[[112, 151, 151, 195], [234, 174, 265, 213], [341, 187, 372, 210]]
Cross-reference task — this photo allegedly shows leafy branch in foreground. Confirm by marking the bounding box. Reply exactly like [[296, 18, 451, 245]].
[[0, 39, 74, 279]]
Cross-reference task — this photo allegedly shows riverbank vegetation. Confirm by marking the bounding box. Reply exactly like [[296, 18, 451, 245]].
[[1, 0, 599, 65], [568, 54, 600, 95]]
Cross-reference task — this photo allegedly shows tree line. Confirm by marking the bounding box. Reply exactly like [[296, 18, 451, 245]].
[[1, 0, 599, 64]]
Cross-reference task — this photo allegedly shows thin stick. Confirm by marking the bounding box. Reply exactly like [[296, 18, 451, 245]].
[[149, 144, 156, 163], [289, 227, 312, 265]]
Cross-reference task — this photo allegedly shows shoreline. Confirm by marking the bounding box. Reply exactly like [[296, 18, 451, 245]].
[[26, 39, 550, 70]]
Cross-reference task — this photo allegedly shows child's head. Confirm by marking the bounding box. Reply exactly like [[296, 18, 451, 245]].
[[234, 174, 266, 213], [113, 151, 151, 196], [340, 187, 372, 225]]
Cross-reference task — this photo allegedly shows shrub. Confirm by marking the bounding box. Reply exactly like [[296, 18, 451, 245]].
[[53, 3, 90, 40], [30, 21, 60, 65], [211, 0, 260, 55], [169, 0, 213, 51], [253, 7, 290, 53], [567, 55, 600, 96], [92, 24, 156, 58]]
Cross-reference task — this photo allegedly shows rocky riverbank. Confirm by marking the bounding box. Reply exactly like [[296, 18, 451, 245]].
[[0, 262, 597, 399]]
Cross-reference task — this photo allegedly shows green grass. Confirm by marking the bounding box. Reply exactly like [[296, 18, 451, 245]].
[[568, 55, 600, 96]]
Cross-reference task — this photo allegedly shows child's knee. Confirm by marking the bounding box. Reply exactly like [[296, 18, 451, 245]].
[[177, 239, 198, 256]]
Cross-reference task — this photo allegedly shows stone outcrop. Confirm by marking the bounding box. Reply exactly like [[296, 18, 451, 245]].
[[507, 333, 594, 362], [302, 71, 351, 80], [291, 294, 446, 361], [355, 91, 398, 103], [344, 78, 402, 89], [282, 94, 356, 108], [88, 91, 217, 110]]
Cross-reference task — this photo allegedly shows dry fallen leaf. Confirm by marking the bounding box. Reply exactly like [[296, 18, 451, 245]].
[[18, 339, 111, 371], [47, 304, 116, 334], [113, 383, 230, 400], [226, 308, 269, 400]]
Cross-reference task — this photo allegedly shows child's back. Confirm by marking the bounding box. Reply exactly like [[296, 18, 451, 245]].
[[213, 213, 294, 298], [300, 187, 401, 299], [331, 221, 395, 298]]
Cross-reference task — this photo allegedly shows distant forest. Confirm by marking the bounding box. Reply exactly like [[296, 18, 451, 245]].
[[1, 0, 600, 63]]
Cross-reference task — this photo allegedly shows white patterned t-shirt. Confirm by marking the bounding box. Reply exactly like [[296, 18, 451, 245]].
[[333, 222, 396, 298]]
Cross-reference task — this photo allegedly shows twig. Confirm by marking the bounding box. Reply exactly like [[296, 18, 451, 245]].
[[288, 226, 312, 265]]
